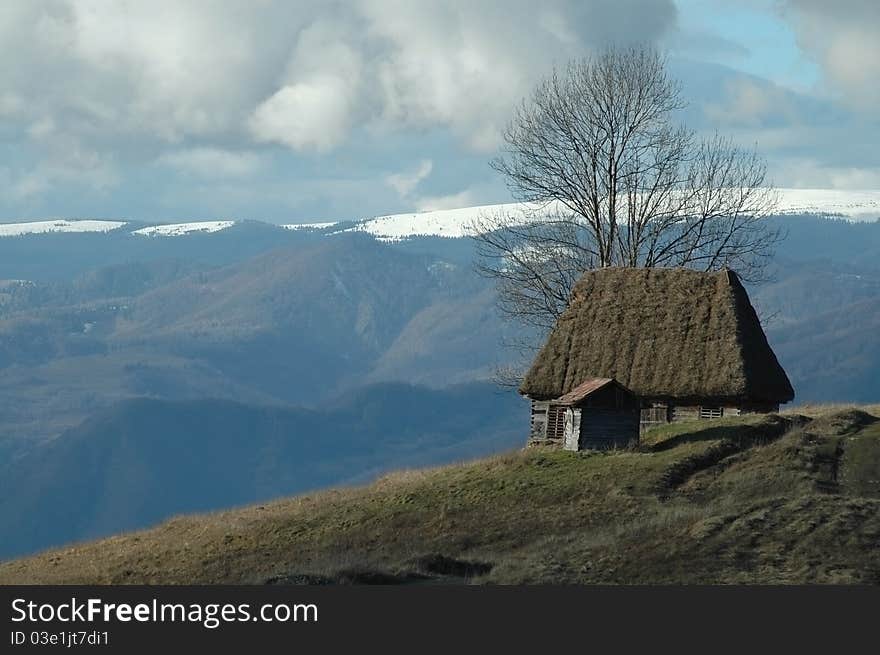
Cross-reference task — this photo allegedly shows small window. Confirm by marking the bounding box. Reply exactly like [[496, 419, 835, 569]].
[[699, 406, 723, 419]]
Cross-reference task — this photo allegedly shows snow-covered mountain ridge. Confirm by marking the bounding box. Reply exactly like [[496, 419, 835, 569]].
[[346, 188, 880, 241], [1, 188, 878, 240]]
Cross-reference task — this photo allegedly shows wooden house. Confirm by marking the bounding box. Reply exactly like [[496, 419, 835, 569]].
[[520, 267, 794, 440], [528, 377, 639, 450]]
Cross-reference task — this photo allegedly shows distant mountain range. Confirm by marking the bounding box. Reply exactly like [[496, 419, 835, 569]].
[[0, 233, 518, 453], [0, 196, 878, 559], [2, 187, 878, 243]]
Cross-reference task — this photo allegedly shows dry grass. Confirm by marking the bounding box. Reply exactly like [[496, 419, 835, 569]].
[[783, 403, 880, 419], [1, 405, 879, 585], [520, 267, 793, 404]]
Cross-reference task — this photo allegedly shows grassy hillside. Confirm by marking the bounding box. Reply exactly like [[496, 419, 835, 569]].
[[2, 405, 879, 584]]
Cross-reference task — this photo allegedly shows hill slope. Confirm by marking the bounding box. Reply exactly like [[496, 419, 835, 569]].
[[2, 406, 879, 584]]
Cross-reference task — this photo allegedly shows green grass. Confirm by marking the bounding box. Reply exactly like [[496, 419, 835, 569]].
[[840, 422, 880, 498], [1, 407, 879, 585]]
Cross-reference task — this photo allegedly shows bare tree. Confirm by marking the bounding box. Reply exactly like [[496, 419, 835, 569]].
[[473, 46, 781, 333]]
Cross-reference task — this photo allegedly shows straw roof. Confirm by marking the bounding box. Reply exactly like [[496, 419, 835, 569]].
[[520, 267, 794, 404]]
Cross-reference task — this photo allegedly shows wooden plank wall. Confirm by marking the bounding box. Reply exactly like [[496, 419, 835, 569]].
[[671, 405, 701, 422], [640, 405, 669, 431], [546, 404, 566, 441], [529, 401, 549, 441], [642, 404, 767, 428], [579, 408, 640, 450], [562, 408, 582, 451]]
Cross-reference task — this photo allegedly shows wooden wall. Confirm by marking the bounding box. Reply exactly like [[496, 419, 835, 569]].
[[536, 395, 782, 446], [529, 401, 566, 445], [639, 401, 779, 433], [546, 404, 566, 441], [562, 408, 581, 451], [640, 405, 670, 431], [671, 405, 702, 422], [529, 400, 549, 442], [576, 407, 640, 450]]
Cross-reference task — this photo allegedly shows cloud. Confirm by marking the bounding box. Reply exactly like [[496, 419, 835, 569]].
[[248, 18, 363, 151], [244, 0, 681, 153], [780, 1, 880, 110], [703, 77, 800, 127], [771, 157, 880, 190], [156, 148, 263, 178], [411, 178, 510, 212], [356, 0, 677, 151], [386, 160, 433, 198], [6, 151, 118, 201], [7, 111, 119, 200], [672, 56, 880, 193], [665, 26, 751, 64], [0, 1, 302, 141], [0, 1, 678, 155], [0, 0, 679, 215], [249, 78, 354, 152]]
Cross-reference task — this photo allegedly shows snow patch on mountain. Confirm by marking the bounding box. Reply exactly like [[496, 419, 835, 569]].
[[132, 221, 236, 237], [774, 188, 880, 220], [348, 188, 880, 241], [282, 222, 339, 231], [0, 219, 127, 237], [349, 202, 552, 242], [2, 188, 877, 243]]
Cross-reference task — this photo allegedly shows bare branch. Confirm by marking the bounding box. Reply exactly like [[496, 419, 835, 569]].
[[473, 45, 781, 340]]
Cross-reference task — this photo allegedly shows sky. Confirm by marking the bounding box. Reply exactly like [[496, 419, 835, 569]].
[[1, 0, 879, 223]]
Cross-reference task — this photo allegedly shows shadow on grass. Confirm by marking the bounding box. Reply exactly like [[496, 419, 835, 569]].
[[649, 415, 806, 453], [264, 554, 494, 585]]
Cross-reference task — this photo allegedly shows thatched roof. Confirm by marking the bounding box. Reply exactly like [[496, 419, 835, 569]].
[[520, 267, 794, 405]]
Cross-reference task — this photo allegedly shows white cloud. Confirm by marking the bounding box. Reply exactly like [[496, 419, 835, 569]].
[[248, 18, 364, 152], [772, 157, 880, 191], [674, 56, 880, 193], [386, 160, 433, 198], [249, 77, 354, 152], [360, 2, 587, 152], [9, 112, 119, 199], [0, 91, 24, 117], [0, 1, 676, 157], [8, 150, 118, 200], [781, 1, 880, 110], [27, 118, 57, 140], [0, 0, 678, 212], [703, 78, 800, 127], [156, 148, 263, 178]]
